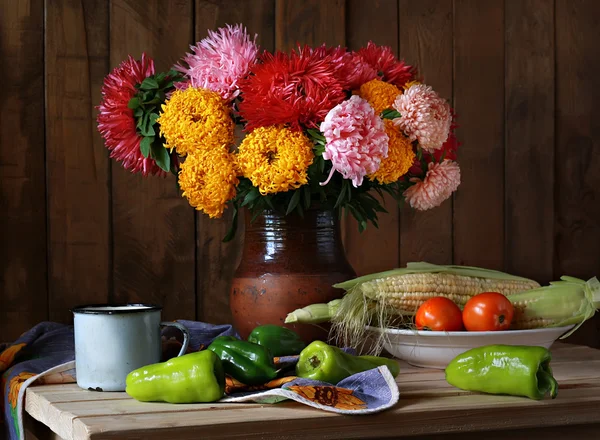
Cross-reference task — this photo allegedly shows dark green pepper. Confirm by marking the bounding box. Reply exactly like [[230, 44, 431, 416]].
[[248, 324, 306, 357], [207, 336, 277, 385], [125, 350, 225, 403], [445, 344, 558, 400], [296, 340, 400, 384]]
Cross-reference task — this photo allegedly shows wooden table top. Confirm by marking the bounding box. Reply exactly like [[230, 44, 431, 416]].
[[24, 342, 600, 440]]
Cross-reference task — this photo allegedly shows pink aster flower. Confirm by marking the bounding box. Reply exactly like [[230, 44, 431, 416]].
[[97, 53, 164, 176], [320, 95, 389, 187], [403, 160, 461, 210], [175, 24, 259, 101], [392, 83, 452, 152]]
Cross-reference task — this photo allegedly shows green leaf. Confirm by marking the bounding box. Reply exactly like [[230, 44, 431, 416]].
[[128, 97, 141, 109], [334, 179, 348, 209], [286, 189, 302, 215], [313, 144, 326, 155], [137, 112, 148, 129], [140, 136, 153, 158], [416, 147, 423, 161], [306, 128, 326, 142], [303, 185, 311, 210], [241, 188, 261, 207], [149, 113, 160, 124], [140, 114, 156, 137], [140, 77, 159, 90], [150, 143, 170, 172], [134, 108, 144, 118], [381, 108, 402, 120], [318, 156, 325, 173], [296, 200, 304, 218], [222, 204, 239, 243], [264, 196, 275, 210]]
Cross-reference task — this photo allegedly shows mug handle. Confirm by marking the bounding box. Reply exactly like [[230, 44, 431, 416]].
[[160, 321, 190, 357]]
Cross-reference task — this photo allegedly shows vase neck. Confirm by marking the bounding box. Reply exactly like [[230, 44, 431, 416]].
[[238, 209, 353, 273]]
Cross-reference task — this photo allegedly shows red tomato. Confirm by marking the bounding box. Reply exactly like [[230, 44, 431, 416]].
[[415, 297, 464, 331], [462, 292, 514, 331]]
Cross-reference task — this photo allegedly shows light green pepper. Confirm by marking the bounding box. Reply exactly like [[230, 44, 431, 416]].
[[126, 350, 225, 403], [445, 344, 558, 400]]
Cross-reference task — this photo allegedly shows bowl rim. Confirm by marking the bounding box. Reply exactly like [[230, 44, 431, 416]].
[[365, 324, 575, 338]]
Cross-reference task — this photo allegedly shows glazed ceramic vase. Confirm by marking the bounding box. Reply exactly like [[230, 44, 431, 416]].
[[229, 208, 356, 343]]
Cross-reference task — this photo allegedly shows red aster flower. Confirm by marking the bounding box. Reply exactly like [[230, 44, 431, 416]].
[[310, 45, 377, 91], [97, 53, 164, 176], [358, 42, 415, 88], [238, 46, 345, 131]]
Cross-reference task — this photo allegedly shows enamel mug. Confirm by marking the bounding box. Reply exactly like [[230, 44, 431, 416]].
[[72, 304, 189, 392]]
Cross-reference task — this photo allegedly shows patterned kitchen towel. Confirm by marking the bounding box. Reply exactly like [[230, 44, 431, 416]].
[[1, 321, 399, 440], [0, 320, 236, 440], [221, 366, 399, 413]]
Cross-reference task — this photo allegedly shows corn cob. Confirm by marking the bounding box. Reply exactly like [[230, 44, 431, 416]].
[[509, 276, 600, 336], [285, 299, 342, 324], [336, 262, 540, 315], [360, 271, 540, 313]]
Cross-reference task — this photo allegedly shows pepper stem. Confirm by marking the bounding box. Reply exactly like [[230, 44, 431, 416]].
[[309, 355, 321, 369]]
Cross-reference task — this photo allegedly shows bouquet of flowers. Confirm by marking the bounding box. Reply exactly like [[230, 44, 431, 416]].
[[97, 24, 460, 241]]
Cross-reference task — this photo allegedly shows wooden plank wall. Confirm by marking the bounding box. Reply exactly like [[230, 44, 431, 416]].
[[1, 0, 599, 347]]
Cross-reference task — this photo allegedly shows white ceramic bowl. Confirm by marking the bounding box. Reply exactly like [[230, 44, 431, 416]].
[[366, 325, 575, 369]]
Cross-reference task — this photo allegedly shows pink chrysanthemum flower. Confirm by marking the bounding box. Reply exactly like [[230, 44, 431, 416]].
[[320, 95, 389, 187], [403, 160, 461, 210], [175, 24, 259, 101], [97, 53, 164, 176], [392, 83, 452, 152]]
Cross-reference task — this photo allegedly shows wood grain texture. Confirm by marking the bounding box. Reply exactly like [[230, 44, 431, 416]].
[[453, 0, 505, 270], [24, 343, 600, 440], [275, 0, 345, 51], [45, 0, 110, 324], [0, 0, 48, 342], [555, 0, 600, 347], [505, 0, 555, 284], [194, 0, 275, 324], [343, 0, 400, 276], [398, 0, 454, 266], [110, 0, 196, 320]]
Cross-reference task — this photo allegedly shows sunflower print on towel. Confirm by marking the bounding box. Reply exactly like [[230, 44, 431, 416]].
[[288, 385, 367, 410], [0, 344, 26, 373]]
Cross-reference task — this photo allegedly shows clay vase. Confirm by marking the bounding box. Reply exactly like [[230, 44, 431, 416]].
[[229, 208, 356, 343]]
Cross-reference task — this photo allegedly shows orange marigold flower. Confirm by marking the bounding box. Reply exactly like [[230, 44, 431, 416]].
[[178, 148, 239, 218], [369, 121, 415, 184], [236, 126, 314, 195], [158, 87, 234, 156], [358, 79, 402, 115]]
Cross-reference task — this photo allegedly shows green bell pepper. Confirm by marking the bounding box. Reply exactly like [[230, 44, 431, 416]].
[[207, 336, 278, 385], [296, 340, 400, 384], [247, 324, 306, 357], [445, 344, 558, 400], [125, 350, 225, 403]]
